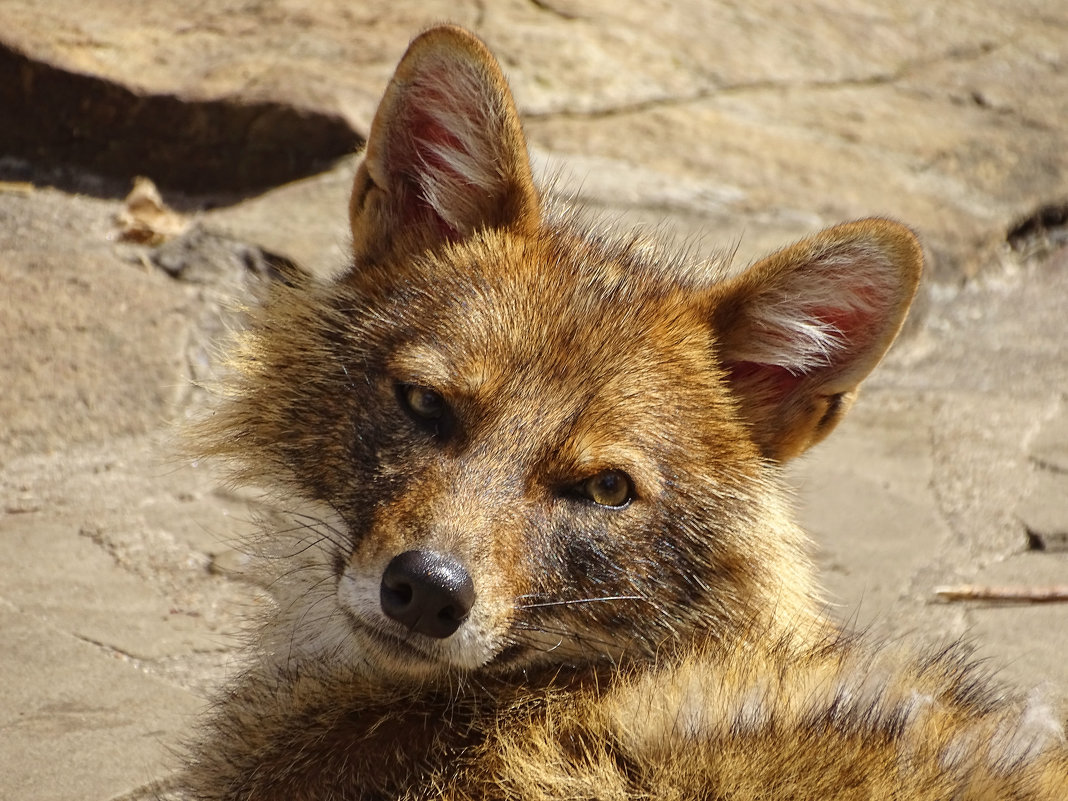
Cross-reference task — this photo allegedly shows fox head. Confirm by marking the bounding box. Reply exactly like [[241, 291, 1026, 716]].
[[201, 26, 922, 682]]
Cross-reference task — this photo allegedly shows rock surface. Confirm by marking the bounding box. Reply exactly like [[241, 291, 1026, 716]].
[[1, 3, 1067, 799], [4, 0, 1067, 275]]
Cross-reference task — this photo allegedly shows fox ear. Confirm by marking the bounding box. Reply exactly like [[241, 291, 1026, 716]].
[[348, 25, 539, 265], [710, 219, 923, 462]]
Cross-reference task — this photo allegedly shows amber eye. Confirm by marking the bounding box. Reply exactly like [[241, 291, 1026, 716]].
[[578, 470, 634, 509], [398, 384, 445, 421]]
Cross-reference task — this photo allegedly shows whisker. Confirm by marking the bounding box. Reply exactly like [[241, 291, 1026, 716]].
[[508, 622, 623, 654], [285, 509, 349, 548], [515, 595, 646, 610], [267, 533, 334, 561]]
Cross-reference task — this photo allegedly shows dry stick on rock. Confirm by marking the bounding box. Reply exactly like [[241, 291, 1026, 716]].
[[934, 585, 1068, 603]]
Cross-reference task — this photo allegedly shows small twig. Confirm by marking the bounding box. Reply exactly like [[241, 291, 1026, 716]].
[[934, 585, 1068, 603]]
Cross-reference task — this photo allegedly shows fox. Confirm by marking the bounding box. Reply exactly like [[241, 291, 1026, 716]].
[[181, 24, 1068, 801]]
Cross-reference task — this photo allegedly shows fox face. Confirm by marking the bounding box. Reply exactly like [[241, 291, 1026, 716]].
[[203, 26, 921, 683], [274, 231, 798, 679]]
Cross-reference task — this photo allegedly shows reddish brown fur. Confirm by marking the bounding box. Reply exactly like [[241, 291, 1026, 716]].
[[182, 25, 1068, 801]]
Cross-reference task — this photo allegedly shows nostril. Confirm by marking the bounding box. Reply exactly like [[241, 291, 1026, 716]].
[[380, 550, 475, 639], [381, 580, 413, 608]]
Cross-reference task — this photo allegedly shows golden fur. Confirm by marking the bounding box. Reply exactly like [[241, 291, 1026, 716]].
[[181, 25, 1067, 800]]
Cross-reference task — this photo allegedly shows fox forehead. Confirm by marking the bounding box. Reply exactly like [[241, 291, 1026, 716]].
[[378, 226, 737, 449], [383, 227, 723, 387]]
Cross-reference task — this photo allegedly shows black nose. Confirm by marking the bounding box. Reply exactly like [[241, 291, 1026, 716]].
[[380, 550, 475, 639]]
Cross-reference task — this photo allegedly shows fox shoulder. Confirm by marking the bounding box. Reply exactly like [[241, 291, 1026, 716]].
[[487, 636, 1068, 800]]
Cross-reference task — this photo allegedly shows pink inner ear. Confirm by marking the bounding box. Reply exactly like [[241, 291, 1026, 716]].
[[722, 263, 895, 404], [389, 100, 467, 241], [819, 281, 886, 359], [386, 56, 503, 241], [726, 361, 806, 402], [365, 36, 537, 247]]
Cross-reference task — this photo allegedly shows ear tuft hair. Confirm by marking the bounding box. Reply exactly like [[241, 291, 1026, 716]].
[[348, 25, 539, 265], [399, 58, 515, 234], [712, 219, 923, 461]]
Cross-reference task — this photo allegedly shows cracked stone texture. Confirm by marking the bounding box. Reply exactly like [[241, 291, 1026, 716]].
[[2, 4, 1067, 800], [3, 0, 1067, 275]]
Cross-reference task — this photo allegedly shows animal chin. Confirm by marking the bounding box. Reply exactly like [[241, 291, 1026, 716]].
[[339, 602, 503, 680], [348, 615, 455, 676]]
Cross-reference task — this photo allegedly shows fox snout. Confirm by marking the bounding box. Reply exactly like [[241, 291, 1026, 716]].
[[334, 466, 524, 676], [379, 549, 476, 639]]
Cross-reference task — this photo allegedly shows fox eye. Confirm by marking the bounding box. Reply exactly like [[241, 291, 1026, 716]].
[[578, 470, 634, 509], [398, 384, 445, 422]]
